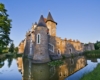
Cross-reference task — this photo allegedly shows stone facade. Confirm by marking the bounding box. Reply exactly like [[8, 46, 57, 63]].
[[18, 12, 95, 63], [84, 43, 95, 51]]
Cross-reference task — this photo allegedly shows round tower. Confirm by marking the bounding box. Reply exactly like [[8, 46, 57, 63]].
[[33, 15, 50, 63], [24, 31, 31, 57], [46, 12, 57, 36]]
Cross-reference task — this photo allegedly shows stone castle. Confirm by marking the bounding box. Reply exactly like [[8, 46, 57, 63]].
[[18, 12, 95, 63]]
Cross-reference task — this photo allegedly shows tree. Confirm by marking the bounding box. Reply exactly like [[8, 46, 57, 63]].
[[94, 41, 100, 50], [14, 47, 18, 53], [0, 3, 12, 53], [9, 42, 15, 53]]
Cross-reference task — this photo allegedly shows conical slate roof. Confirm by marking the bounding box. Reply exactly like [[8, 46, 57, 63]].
[[37, 15, 47, 27], [47, 12, 54, 21], [46, 12, 57, 25]]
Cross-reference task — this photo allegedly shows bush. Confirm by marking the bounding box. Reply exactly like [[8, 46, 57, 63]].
[[83, 50, 100, 58], [48, 60, 63, 67], [62, 55, 66, 60]]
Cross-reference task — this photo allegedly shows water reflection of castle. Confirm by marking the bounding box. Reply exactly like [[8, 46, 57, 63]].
[[17, 56, 87, 80], [18, 12, 95, 63]]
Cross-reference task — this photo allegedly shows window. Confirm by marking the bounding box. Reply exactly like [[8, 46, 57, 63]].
[[48, 43, 54, 52], [37, 33, 41, 44], [57, 41, 60, 45], [57, 49, 61, 55], [70, 59, 74, 65], [30, 41, 32, 55], [69, 48, 72, 54]]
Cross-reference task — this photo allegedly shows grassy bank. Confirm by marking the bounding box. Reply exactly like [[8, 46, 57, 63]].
[[0, 53, 22, 59], [83, 50, 100, 58], [80, 64, 100, 80]]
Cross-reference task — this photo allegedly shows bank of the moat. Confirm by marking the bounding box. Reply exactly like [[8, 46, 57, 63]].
[[0, 55, 100, 80]]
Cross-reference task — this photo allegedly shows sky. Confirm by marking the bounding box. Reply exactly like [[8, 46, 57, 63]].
[[0, 0, 100, 47]]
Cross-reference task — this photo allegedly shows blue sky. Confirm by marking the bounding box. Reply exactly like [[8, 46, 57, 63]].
[[0, 0, 100, 46]]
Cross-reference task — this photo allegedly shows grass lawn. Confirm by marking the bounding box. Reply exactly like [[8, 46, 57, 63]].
[[80, 63, 100, 80]]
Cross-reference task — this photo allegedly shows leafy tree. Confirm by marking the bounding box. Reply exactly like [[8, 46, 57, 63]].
[[9, 42, 15, 53], [94, 41, 100, 50], [14, 47, 18, 53], [8, 57, 13, 67], [0, 3, 12, 53]]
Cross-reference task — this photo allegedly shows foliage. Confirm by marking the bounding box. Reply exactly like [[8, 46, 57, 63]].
[[14, 47, 18, 53], [80, 64, 100, 80], [71, 53, 74, 58], [62, 55, 66, 60], [7, 57, 13, 67], [83, 50, 100, 58], [48, 60, 63, 66], [2, 47, 9, 53], [16, 53, 23, 57], [0, 3, 12, 53], [0, 46, 9, 54], [9, 42, 15, 53], [94, 41, 100, 50]]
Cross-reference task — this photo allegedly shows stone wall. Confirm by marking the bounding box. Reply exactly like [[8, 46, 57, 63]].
[[33, 27, 50, 63], [84, 43, 95, 51]]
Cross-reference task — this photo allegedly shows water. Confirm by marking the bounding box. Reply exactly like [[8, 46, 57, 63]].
[[0, 56, 100, 80]]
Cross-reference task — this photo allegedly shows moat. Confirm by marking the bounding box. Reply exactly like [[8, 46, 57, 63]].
[[0, 56, 100, 80]]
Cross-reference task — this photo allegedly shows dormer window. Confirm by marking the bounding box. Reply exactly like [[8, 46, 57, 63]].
[[37, 33, 41, 44]]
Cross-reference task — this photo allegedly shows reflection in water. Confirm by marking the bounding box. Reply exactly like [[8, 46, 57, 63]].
[[17, 56, 86, 80], [0, 60, 4, 68], [91, 58, 97, 62], [17, 57, 23, 73], [7, 57, 13, 68]]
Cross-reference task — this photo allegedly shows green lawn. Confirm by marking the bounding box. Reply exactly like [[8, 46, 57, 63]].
[[80, 64, 100, 80]]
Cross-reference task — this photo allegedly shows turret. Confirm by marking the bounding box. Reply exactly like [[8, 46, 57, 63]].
[[24, 31, 31, 57], [46, 12, 57, 36], [31, 22, 37, 32], [30, 22, 37, 42], [33, 15, 50, 63]]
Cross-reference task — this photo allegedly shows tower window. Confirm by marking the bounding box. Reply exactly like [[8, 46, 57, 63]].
[[37, 33, 41, 44], [48, 43, 54, 52]]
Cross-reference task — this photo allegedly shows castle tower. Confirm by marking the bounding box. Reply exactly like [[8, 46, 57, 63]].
[[46, 12, 57, 36], [24, 32, 31, 57], [31, 22, 37, 42], [33, 15, 50, 63]]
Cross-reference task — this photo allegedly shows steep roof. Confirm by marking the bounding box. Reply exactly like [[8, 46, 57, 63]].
[[47, 12, 54, 21], [46, 12, 57, 25], [37, 15, 47, 27]]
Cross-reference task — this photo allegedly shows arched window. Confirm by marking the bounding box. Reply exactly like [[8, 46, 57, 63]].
[[37, 33, 41, 44], [69, 48, 72, 54], [57, 49, 61, 55], [30, 39, 33, 55], [48, 43, 54, 52]]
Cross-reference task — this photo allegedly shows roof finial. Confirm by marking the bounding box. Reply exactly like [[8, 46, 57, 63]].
[[49, 9, 50, 12]]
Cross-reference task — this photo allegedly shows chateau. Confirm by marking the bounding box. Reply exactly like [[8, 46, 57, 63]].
[[18, 12, 95, 63]]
